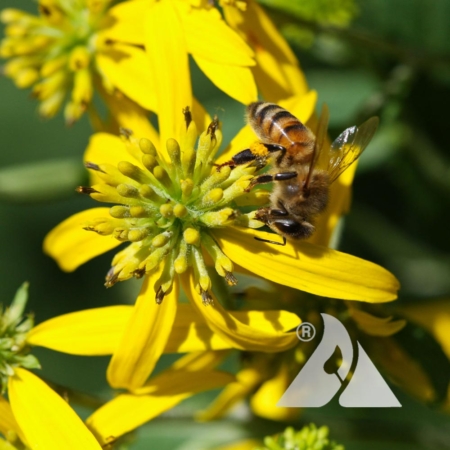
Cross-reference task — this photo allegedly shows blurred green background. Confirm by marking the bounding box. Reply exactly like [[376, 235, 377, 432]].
[[1, 0, 450, 448]]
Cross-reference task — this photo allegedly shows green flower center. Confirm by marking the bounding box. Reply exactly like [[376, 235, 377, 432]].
[[0, 0, 110, 122], [82, 111, 260, 304]]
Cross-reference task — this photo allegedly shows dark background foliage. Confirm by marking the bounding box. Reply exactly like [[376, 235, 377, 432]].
[[1, 0, 450, 448]]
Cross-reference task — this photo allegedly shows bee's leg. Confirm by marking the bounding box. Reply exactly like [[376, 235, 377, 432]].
[[215, 144, 285, 171], [245, 171, 297, 192]]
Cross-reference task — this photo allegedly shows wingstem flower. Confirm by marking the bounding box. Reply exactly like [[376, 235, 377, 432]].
[[0, 0, 160, 126]]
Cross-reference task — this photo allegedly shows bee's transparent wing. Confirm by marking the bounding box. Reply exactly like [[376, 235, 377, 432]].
[[327, 116, 379, 184], [304, 104, 330, 189]]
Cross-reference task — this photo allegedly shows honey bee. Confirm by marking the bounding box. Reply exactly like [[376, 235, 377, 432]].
[[219, 102, 379, 243]]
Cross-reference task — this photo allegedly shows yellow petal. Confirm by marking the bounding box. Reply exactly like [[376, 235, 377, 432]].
[[145, 1, 192, 145], [348, 305, 406, 337], [0, 397, 25, 445], [194, 56, 257, 105], [223, 1, 308, 101], [100, 83, 160, 146], [101, 0, 150, 45], [181, 6, 254, 66], [8, 369, 102, 450], [214, 440, 261, 450], [106, 273, 178, 389], [96, 44, 157, 112], [197, 366, 262, 421], [26, 306, 133, 355], [213, 227, 400, 302], [217, 90, 317, 163], [182, 271, 300, 351], [43, 208, 121, 272], [87, 369, 233, 445]]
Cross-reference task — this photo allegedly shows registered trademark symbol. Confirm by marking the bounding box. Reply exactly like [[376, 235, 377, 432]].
[[296, 322, 316, 342]]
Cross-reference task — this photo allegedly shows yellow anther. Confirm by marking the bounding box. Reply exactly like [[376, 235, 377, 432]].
[[181, 179, 194, 198], [153, 166, 166, 180], [166, 138, 181, 167], [173, 204, 188, 218], [152, 233, 170, 248], [128, 228, 148, 242], [1, 9, 29, 23], [72, 68, 92, 104], [184, 228, 200, 246], [200, 208, 235, 226], [202, 188, 223, 205], [129, 206, 147, 218], [199, 275, 211, 293], [142, 154, 157, 172], [118, 161, 150, 184], [139, 138, 157, 155], [109, 205, 129, 218], [159, 203, 173, 218], [94, 222, 114, 235], [216, 255, 234, 273], [113, 228, 129, 241], [68, 46, 91, 71], [41, 55, 67, 77], [14, 68, 39, 88], [64, 101, 85, 125], [174, 256, 188, 274], [38, 91, 64, 118]]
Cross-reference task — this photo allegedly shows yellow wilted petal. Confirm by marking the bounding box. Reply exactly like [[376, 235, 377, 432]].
[[348, 305, 406, 337], [400, 299, 450, 359], [182, 272, 300, 351], [107, 273, 178, 389], [194, 56, 257, 105], [87, 370, 233, 445], [145, 1, 191, 145], [223, 1, 308, 101], [96, 44, 157, 112], [8, 369, 102, 450], [44, 208, 121, 272], [101, 0, 150, 45], [250, 362, 300, 421], [217, 90, 317, 163], [27, 306, 133, 355], [197, 366, 262, 421], [212, 227, 400, 302], [180, 6, 254, 66]]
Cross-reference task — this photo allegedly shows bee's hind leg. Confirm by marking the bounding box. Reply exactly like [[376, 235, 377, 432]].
[[245, 171, 297, 192]]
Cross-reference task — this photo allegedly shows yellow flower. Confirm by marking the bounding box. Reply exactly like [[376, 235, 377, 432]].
[[0, 0, 157, 125]]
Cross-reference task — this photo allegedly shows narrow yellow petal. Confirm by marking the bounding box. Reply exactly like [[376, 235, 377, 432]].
[[194, 56, 257, 105], [27, 306, 133, 355], [181, 6, 254, 66], [0, 397, 24, 444], [213, 227, 400, 302], [96, 44, 157, 112], [43, 208, 121, 272], [106, 274, 178, 389], [182, 272, 300, 351], [101, 0, 151, 45], [87, 370, 233, 445], [8, 369, 101, 450], [145, 1, 192, 145], [217, 90, 317, 163], [223, 1, 308, 101], [348, 305, 406, 337]]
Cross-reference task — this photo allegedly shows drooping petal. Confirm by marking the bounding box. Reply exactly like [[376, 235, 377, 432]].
[[217, 90, 317, 163], [213, 227, 400, 302], [87, 368, 233, 445], [96, 44, 157, 112], [180, 6, 254, 66], [194, 56, 257, 105], [26, 306, 133, 355], [106, 273, 178, 390], [223, 0, 308, 101], [43, 208, 121, 272], [145, 0, 192, 146], [8, 369, 101, 450], [182, 272, 300, 351], [349, 305, 406, 337]]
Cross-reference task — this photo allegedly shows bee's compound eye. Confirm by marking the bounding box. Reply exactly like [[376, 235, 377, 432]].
[[273, 219, 314, 239]]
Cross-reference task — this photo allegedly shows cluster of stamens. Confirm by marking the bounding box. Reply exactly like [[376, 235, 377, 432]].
[[80, 110, 261, 304], [0, 0, 110, 123]]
